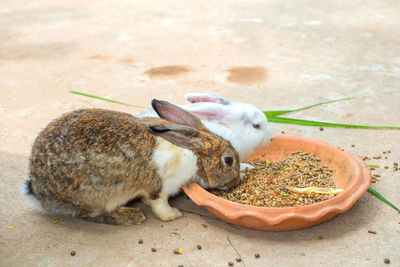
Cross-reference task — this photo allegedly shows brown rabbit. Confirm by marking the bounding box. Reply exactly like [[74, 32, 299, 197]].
[[23, 99, 240, 225]]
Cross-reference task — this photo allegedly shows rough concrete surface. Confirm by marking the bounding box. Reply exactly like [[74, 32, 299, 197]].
[[1, 0, 400, 266]]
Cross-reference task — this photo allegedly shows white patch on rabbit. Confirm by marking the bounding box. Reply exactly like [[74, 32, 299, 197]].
[[153, 137, 197, 196]]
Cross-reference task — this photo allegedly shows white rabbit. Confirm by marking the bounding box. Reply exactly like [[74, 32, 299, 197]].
[[139, 93, 274, 163]]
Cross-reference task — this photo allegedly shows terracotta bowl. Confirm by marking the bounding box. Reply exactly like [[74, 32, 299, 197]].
[[182, 134, 371, 231]]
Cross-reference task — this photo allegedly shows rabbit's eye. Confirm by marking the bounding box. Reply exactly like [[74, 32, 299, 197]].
[[224, 157, 233, 166], [253, 123, 261, 129]]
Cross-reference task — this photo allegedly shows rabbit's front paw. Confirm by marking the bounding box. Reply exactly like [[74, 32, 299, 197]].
[[240, 163, 254, 180], [240, 163, 254, 171], [148, 193, 183, 221], [158, 208, 183, 222]]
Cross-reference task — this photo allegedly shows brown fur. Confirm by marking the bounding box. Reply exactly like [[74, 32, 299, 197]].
[[193, 131, 240, 190], [29, 109, 162, 223], [26, 105, 240, 225]]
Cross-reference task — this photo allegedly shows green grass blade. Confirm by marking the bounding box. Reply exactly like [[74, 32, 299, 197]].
[[70, 90, 145, 108], [367, 187, 400, 213], [227, 237, 245, 266], [265, 93, 366, 117], [266, 115, 400, 129], [265, 95, 399, 212]]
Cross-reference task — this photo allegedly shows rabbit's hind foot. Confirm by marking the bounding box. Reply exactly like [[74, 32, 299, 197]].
[[86, 206, 146, 226]]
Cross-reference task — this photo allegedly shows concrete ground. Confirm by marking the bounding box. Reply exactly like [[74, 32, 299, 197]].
[[1, 0, 400, 266]]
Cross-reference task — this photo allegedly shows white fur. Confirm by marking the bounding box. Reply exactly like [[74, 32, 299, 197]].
[[184, 93, 274, 160], [139, 93, 274, 161], [152, 137, 198, 196]]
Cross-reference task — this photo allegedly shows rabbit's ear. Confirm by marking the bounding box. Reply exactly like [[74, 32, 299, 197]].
[[185, 93, 231, 105], [148, 124, 205, 151], [184, 103, 244, 123], [151, 99, 205, 130]]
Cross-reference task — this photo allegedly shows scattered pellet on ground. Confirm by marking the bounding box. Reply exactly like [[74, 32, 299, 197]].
[[173, 248, 183, 254], [197, 244, 202, 250], [384, 258, 390, 264], [151, 248, 156, 252], [393, 163, 398, 171], [228, 261, 234, 266], [138, 239, 143, 244], [70, 251, 76, 256], [236, 258, 241, 262], [255, 253, 260, 258], [319, 127, 324, 131], [368, 230, 377, 234]]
